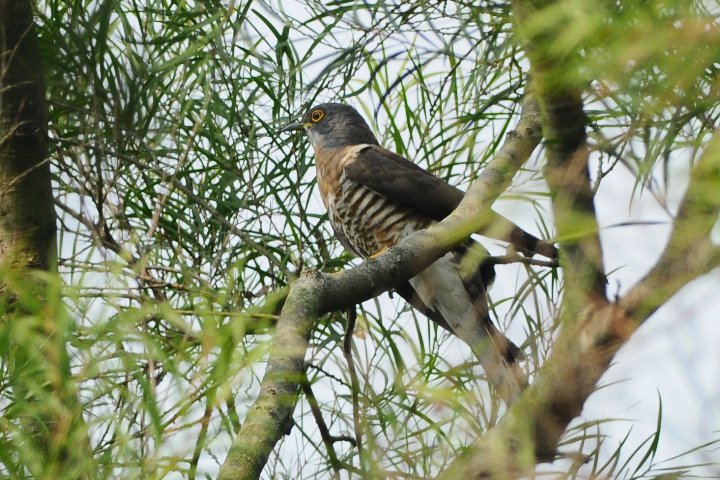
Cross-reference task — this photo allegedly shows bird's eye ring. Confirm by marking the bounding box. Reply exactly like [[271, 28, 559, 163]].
[[310, 109, 324, 123]]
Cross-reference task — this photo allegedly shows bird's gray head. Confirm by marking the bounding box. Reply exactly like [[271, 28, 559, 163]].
[[280, 103, 379, 150]]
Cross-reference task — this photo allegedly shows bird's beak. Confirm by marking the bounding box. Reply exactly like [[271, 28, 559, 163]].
[[279, 120, 306, 133]]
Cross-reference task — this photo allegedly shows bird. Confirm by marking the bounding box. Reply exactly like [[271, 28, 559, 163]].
[[281, 103, 557, 401]]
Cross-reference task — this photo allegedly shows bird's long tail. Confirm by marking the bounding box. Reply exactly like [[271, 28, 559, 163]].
[[486, 319, 523, 364], [408, 253, 527, 403]]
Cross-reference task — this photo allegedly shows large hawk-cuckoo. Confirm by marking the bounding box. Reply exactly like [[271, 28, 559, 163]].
[[282, 103, 557, 399]]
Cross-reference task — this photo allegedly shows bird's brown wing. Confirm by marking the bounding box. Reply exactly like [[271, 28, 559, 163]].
[[344, 145, 558, 259], [343, 145, 463, 220]]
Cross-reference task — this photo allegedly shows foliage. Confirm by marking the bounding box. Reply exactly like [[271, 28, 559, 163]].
[[0, 0, 718, 478]]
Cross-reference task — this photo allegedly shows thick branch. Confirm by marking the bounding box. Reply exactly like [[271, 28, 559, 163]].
[[0, 0, 54, 272], [217, 272, 322, 480], [437, 134, 720, 474], [435, 162, 720, 477], [622, 127, 720, 320], [433, 1, 612, 477], [512, 0, 606, 304], [435, 5, 720, 478], [436, 299, 631, 479]]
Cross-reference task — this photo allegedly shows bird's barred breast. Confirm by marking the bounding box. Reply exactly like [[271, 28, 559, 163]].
[[329, 176, 430, 257], [318, 143, 431, 257]]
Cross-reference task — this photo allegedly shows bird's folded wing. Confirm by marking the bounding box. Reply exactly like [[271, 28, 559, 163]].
[[344, 145, 558, 259], [344, 144, 463, 220]]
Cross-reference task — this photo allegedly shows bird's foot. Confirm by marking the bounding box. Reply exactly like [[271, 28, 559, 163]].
[[369, 246, 390, 259]]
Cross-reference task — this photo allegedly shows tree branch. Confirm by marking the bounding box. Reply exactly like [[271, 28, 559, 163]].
[[343, 306, 366, 473], [217, 271, 322, 480], [622, 127, 720, 320], [512, 0, 606, 306], [300, 372, 351, 478]]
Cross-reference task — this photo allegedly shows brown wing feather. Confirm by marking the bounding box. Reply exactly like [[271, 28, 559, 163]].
[[344, 145, 558, 259], [344, 145, 464, 221]]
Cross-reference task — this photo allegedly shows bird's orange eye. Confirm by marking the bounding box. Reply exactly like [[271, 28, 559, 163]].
[[310, 109, 324, 123]]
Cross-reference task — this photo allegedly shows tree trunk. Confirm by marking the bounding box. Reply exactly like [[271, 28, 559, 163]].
[[1, 1, 95, 478]]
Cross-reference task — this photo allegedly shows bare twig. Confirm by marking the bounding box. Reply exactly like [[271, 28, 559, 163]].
[[301, 372, 352, 479], [188, 401, 213, 480], [488, 253, 559, 269], [52, 137, 288, 273], [342, 306, 366, 474]]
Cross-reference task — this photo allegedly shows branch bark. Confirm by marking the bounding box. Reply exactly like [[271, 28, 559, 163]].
[[622, 128, 720, 320], [217, 272, 322, 480], [434, 126, 720, 476], [512, 0, 607, 308]]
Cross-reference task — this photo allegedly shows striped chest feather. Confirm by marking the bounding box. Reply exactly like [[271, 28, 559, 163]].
[[315, 144, 431, 257]]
